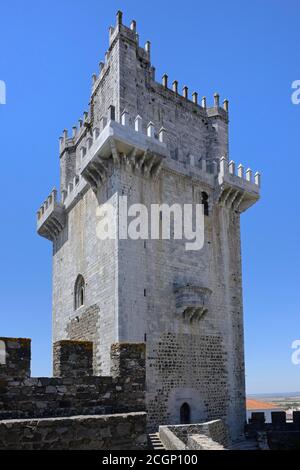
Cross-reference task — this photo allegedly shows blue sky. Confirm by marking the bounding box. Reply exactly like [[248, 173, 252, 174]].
[[0, 0, 299, 394]]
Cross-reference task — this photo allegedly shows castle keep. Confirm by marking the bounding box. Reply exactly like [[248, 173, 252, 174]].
[[36, 11, 260, 439]]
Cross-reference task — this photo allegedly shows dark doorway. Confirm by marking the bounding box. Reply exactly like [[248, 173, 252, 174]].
[[180, 402, 191, 424]]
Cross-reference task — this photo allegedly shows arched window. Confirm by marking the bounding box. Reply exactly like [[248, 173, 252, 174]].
[[0, 340, 6, 365], [180, 402, 191, 424], [74, 275, 85, 310], [201, 192, 209, 216]]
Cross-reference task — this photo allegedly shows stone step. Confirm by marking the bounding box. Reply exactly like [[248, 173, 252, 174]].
[[148, 433, 166, 450]]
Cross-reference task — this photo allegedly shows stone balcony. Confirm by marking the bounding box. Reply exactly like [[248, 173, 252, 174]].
[[175, 285, 212, 323], [80, 112, 170, 190], [37, 189, 65, 241], [217, 156, 260, 212]]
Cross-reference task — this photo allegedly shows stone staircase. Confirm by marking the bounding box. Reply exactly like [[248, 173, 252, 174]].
[[148, 432, 259, 451], [148, 432, 166, 450]]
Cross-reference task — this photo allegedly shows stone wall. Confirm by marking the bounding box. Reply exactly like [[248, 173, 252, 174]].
[[146, 333, 229, 431], [66, 304, 101, 375], [0, 412, 147, 450], [48, 11, 255, 440], [159, 426, 186, 450], [53, 340, 93, 377], [159, 419, 229, 450], [247, 411, 300, 450], [0, 338, 31, 378], [52, 184, 119, 377], [187, 434, 225, 450], [0, 338, 145, 421]]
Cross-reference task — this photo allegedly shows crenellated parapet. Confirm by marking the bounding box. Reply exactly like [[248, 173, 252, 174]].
[[158, 74, 229, 122], [0, 337, 146, 420], [59, 111, 91, 157], [80, 111, 169, 191], [246, 411, 300, 449], [61, 174, 87, 210], [53, 340, 93, 378], [37, 188, 65, 241], [0, 337, 31, 379], [37, 111, 169, 239], [216, 156, 260, 212]]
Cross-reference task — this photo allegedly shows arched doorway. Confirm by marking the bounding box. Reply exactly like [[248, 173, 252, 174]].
[[180, 402, 191, 424]]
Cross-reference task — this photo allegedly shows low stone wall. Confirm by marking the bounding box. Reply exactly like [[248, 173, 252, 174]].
[[0, 412, 147, 450], [159, 420, 229, 450], [0, 376, 128, 419], [159, 426, 186, 450], [187, 434, 225, 450], [194, 420, 229, 447]]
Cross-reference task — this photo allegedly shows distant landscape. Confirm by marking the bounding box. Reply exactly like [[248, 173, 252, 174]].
[[248, 392, 300, 412]]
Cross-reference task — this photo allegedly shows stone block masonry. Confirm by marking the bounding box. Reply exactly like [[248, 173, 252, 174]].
[[0, 338, 31, 378], [159, 419, 229, 450], [187, 434, 225, 450], [0, 413, 147, 450], [36, 10, 261, 440], [66, 304, 101, 374], [246, 411, 300, 450], [53, 340, 93, 377], [0, 337, 145, 421]]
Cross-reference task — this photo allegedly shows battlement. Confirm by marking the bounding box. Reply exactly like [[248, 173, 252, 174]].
[[0, 337, 145, 420], [108, 12, 150, 62], [154, 78, 229, 122], [219, 156, 260, 187], [90, 12, 152, 98], [61, 173, 87, 209], [59, 111, 91, 157], [0, 337, 31, 378], [53, 340, 93, 378], [248, 410, 300, 428], [38, 108, 172, 238], [246, 411, 300, 449], [36, 188, 65, 240], [80, 112, 169, 190], [100, 11, 228, 122], [217, 156, 260, 212], [37, 111, 261, 241], [59, 11, 228, 157], [34, 11, 262, 442], [41, 9, 262, 223]]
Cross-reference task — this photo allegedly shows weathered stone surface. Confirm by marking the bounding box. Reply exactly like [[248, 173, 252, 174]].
[[0, 412, 147, 450], [36, 11, 261, 440], [53, 340, 93, 378], [187, 434, 225, 450], [0, 339, 145, 421], [159, 419, 229, 450], [0, 338, 31, 379], [246, 411, 300, 450]]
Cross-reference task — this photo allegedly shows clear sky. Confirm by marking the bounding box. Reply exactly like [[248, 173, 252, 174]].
[[0, 0, 299, 394]]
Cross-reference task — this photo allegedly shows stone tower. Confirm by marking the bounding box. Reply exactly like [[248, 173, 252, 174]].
[[37, 11, 260, 440]]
